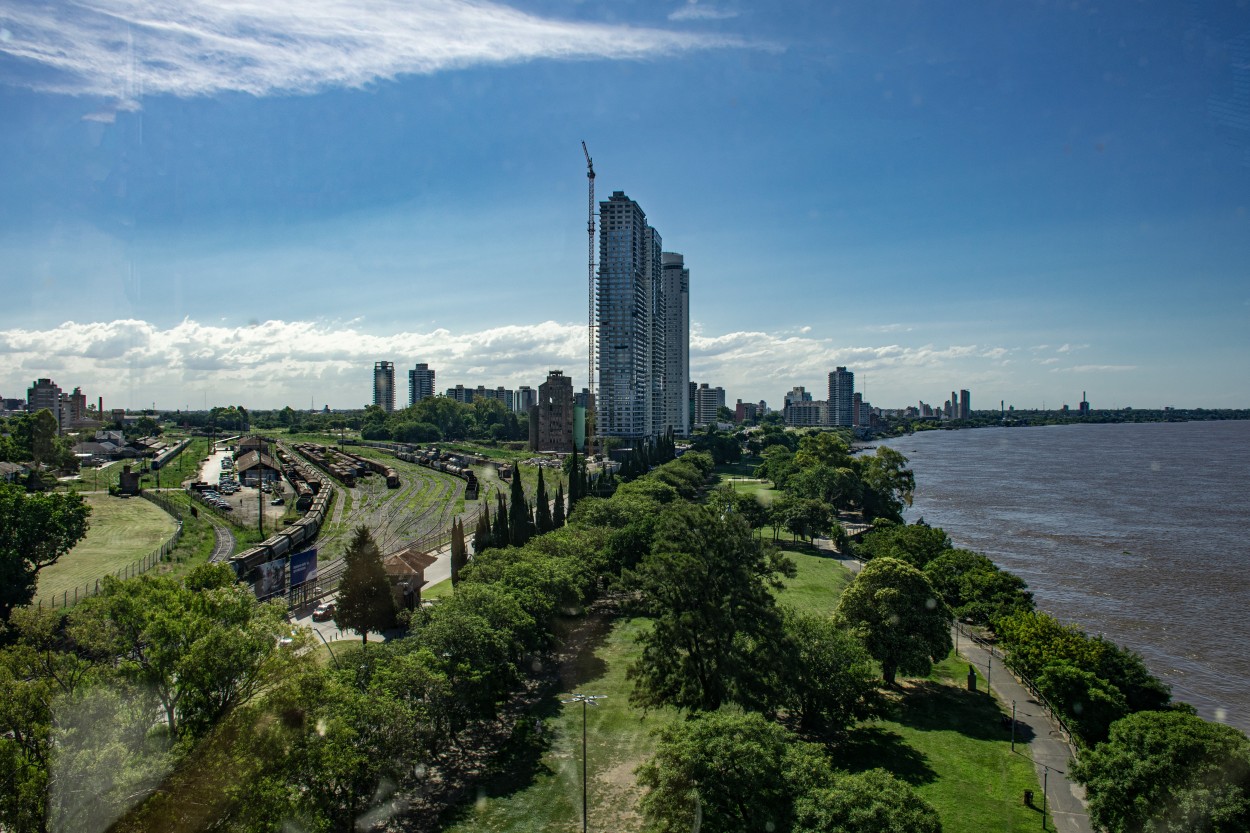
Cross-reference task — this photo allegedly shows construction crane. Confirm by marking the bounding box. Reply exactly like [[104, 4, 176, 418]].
[[582, 140, 596, 460]]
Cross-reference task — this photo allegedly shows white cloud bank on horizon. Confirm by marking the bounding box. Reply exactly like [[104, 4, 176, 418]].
[[0, 0, 751, 102], [0, 317, 1052, 411]]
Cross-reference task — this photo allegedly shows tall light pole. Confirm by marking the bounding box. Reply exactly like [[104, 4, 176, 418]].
[[562, 693, 605, 833]]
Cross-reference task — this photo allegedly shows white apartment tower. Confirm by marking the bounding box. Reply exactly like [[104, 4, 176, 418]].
[[828, 366, 855, 427], [408, 363, 436, 406], [660, 252, 690, 437]]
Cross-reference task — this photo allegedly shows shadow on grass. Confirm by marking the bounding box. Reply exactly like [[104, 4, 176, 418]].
[[893, 679, 1031, 744], [836, 724, 938, 786]]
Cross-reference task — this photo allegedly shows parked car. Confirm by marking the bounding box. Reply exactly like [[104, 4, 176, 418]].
[[312, 601, 336, 622], [270, 496, 284, 505]]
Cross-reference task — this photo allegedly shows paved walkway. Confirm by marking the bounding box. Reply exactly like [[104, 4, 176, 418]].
[[958, 633, 1092, 833], [811, 536, 1093, 833]]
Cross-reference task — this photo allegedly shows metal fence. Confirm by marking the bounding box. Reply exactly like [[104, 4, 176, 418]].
[[955, 621, 1076, 749], [38, 493, 184, 611]]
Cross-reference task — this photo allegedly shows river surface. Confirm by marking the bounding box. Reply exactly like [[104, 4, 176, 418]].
[[876, 420, 1250, 733]]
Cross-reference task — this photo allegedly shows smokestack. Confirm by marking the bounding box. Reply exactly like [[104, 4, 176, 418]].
[[98, 396, 103, 414]]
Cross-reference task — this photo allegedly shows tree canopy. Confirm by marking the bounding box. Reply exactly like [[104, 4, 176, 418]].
[[834, 557, 953, 685], [1072, 710, 1250, 833], [0, 484, 91, 621], [335, 526, 398, 643]]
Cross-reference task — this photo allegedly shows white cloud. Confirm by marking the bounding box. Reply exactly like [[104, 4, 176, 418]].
[[0, 317, 1022, 410], [1052, 364, 1138, 373], [669, 2, 739, 22], [0, 0, 749, 102]]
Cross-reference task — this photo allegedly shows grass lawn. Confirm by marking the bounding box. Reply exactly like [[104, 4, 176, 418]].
[[443, 615, 679, 833], [422, 577, 453, 602], [842, 653, 1041, 832], [774, 544, 854, 616], [35, 494, 178, 603]]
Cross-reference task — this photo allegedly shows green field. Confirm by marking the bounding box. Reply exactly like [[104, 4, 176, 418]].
[[35, 494, 179, 604], [441, 536, 1042, 832]]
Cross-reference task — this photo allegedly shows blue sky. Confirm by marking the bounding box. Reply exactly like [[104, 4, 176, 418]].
[[1, 0, 1247, 411]]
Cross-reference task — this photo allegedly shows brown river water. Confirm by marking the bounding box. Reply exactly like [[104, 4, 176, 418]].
[[876, 419, 1250, 733]]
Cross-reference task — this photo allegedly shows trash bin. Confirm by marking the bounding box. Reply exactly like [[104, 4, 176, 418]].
[[1024, 790, 1034, 806]]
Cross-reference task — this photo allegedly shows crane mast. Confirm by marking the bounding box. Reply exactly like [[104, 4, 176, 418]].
[[582, 140, 596, 460]]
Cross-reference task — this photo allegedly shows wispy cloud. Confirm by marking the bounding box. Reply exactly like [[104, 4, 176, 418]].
[[1050, 364, 1138, 373], [0, 0, 748, 102], [669, 2, 739, 22]]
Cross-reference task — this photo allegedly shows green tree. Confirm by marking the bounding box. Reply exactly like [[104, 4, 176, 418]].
[[508, 467, 531, 546], [449, 518, 468, 587], [1035, 659, 1128, 745], [1071, 710, 1250, 833], [626, 503, 795, 712], [923, 548, 1034, 625], [29, 409, 58, 469], [637, 709, 835, 833], [472, 502, 492, 554], [552, 481, 566, 528], [856, 520, 952, 569], [335, 526, 398, 644], [534, 467, 553, 534], [780, 607, 882, 735], [0, 484, 92, 621], [834, 557, 953, 685], [793, 769, 942, 833], [854, 446, 915, 522]]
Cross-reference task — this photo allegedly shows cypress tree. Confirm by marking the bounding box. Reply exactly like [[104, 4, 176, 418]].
[[535, 467, 553, 534], [473, 502, 491, 554], [553, 482, 566, 528], [509, 465, 530, 547], [494, 491, 509, 548], [450, 519, 467, 586]]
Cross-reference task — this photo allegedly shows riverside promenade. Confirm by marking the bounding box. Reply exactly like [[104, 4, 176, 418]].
[[813, 536, 1093, 833]]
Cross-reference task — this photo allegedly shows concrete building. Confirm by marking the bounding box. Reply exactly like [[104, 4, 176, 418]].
[[373, 361, 395, 412], [660, 252, 691, 437], [597, 191, 655, 441], [785, 400, 829, 427], [408, 363, 436, 406], [446, 385, 473, 404], [530, 370, 574, 453], [27, 378, 62, 427], [515, 386, 537, 414], [828, 367, 854, 427], [959, 389, 972, 419], [734, 399, 759, 423], [692, 383, 725, 427]]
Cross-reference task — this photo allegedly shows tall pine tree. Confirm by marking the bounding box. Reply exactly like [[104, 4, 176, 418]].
[[493, 491, 509, 548], [535, 467, 553, 534], [567, 447, 581, 507], [553, 481, 566, 528], [334, 526, 397, 645], [473, 502, 492, 554], [509, 465, 531, 547], [450, 519, 468, 586]]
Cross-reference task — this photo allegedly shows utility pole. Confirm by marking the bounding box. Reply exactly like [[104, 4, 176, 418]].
[[562, 693, 606, 833], [582, 140, 597, 461]]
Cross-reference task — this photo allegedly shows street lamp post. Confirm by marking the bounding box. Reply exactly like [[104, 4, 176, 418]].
[[562, 693, 606, 833]]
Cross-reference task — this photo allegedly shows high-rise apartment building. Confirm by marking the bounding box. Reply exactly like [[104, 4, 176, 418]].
[[596, 191, 690, 442], [408, 363, 436, 406], [692, 383, 725, 427], [828, 367, 855, 427], [660, 252, 690, 437], [373, 362, 395, 412], [27, 378, 62, 428], [959, 389, 971, 419]]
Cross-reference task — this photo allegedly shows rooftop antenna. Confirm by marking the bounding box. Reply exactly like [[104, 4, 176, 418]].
[[582, 140, 597, 459]]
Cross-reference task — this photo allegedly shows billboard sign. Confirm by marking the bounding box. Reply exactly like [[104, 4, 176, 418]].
[[255, 558, 287, 600], [290, 549, 319, 589]]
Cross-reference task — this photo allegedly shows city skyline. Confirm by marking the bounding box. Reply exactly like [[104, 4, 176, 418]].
[[2, 1, 1247, 410]]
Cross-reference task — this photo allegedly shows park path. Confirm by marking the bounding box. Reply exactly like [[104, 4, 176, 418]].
[[810, 535, 1093, 833]]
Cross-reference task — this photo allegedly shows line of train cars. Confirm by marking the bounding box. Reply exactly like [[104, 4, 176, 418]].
[[292, 442, 400, 489], [387, 444, 481, 500], [227, 444, 333, 582]]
